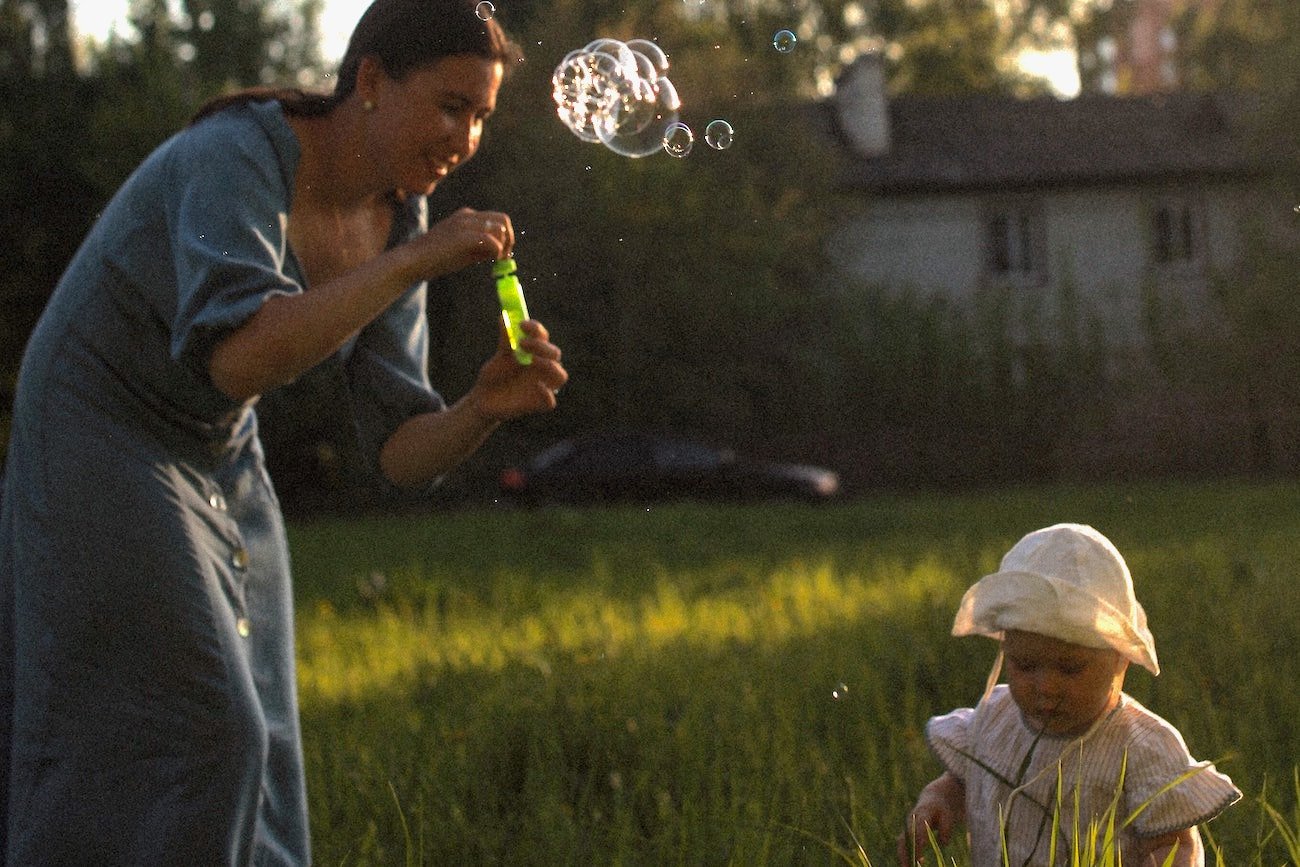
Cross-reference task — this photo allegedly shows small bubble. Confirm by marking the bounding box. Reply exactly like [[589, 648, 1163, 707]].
[[663, 122, 694, 158], [705, 119, 734, 150], [832, 682, 848, 700], [474, 1, 495, 21], [773, 29, 797, 52]]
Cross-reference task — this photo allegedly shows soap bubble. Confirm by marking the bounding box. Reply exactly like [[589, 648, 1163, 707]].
[[705, 119, 734, 150], [662, 122, 694, 158], [773, 29, 797, 52], [625, 39, 669, 73], [600, 78, 682, 158], [474, 1, 495, 21], [553, 38, 683, 158]]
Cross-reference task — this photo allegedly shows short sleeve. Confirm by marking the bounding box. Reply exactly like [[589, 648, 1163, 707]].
[[926, 706, 976, 781], [1122, 716, 1242, 837], [165, 108, 302, 366]]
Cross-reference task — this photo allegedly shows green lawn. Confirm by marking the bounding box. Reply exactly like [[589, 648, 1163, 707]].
[[289, 479, 1300, 865]]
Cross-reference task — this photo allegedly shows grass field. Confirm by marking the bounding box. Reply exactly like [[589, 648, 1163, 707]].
[[288, 479, 1300, 865]]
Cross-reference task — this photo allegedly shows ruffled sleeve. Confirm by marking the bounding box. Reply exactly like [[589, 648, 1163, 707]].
[[1121, 710, 1242, 838], [926, 705, 977, 781]]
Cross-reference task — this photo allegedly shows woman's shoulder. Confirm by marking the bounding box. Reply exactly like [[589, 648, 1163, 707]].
[[171, 100, 298, 185]]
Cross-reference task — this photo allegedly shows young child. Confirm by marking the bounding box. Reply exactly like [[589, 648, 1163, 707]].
[[897, 523, 1240, 867]]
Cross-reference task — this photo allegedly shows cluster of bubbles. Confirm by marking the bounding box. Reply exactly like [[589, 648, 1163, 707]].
[[552, 38, 740, 159], [552, 38, 685, 158]]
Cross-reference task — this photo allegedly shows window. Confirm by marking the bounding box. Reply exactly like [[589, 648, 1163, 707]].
[[984, 200, 1045, 285], [1150, 197, 1199, 265]]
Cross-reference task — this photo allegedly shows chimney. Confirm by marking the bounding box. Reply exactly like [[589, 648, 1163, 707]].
[[834, 52, 891, 158]]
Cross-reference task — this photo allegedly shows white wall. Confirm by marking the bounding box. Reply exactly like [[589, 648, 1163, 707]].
[[828, 178, 1276, 342]]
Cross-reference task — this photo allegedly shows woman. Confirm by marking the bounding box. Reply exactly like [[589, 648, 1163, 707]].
[[0, 0, 566, 862]]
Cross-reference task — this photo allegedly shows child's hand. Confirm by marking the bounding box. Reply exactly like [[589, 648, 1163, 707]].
[[896, 772, 965, 865]]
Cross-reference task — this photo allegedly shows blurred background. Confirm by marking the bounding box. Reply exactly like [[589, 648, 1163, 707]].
[[3, 0, 1300, 513]]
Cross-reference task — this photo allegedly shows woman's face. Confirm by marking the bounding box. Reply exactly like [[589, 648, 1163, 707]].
[[1003, 630, 1127, 736], [365, 54, 504, 196]]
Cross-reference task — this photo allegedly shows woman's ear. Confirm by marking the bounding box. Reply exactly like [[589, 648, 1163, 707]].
[[355, 55, 385, 107]]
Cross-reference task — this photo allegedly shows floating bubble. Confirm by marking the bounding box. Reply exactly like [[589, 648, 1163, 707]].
[[773, 29, 797, 52], [832, 682, 848, 700], [600, 77, 682, 158], [705, 119, 734, 150], [662, 122, 694, 158], [625, 38, 669, 73], [474, 1, 495, 21], [553, 37, 684, 159]]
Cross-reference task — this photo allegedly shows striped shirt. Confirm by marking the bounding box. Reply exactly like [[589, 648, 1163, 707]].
[[927, 686, 1240, 866]]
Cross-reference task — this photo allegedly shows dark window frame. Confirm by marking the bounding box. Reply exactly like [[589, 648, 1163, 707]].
[[1149, 194, 1203, 267], [982, 197, 1047, 287]]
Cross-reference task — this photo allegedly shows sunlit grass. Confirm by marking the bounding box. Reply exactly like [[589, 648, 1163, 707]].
[[298, 555, 960, 705], [289, 480, 1300, 864]]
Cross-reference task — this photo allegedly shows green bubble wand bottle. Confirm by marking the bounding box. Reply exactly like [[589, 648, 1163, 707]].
[[493, 256, 532, 365]]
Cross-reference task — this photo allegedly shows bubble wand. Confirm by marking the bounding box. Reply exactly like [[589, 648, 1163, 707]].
[[493, 257, 532, 365]]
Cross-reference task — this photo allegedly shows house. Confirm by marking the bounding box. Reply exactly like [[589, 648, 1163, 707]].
[[825, 54, 1291, 342]]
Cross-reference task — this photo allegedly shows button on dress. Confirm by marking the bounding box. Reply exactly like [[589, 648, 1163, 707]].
[[0, 100, 443, 865]]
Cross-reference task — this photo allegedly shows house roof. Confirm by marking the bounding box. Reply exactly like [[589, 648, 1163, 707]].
[[836, 90, 1280, 195]]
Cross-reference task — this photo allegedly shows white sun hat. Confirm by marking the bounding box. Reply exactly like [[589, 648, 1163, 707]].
[[953, 523, 1159, 676]]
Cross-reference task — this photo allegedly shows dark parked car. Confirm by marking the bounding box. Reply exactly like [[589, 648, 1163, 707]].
[[498, 432, 840, 505]]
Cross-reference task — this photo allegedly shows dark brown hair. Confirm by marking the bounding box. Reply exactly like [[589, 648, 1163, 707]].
[[191, 0, 523, 123]]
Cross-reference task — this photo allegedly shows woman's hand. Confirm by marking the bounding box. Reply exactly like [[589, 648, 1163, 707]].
[[467, 319, 568, 423], [376, 319, 567, 489], [407, 206, 516, 280]]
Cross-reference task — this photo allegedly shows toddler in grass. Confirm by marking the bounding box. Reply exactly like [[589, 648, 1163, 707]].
[[897, 523, 1240, 867]]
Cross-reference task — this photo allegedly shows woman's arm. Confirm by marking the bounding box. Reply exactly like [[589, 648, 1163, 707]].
[[378, 319, 567, 489], [208, 207, 505, 402]]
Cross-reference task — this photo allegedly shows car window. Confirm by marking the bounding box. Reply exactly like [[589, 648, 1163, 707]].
[[530, 441, 576, 470], [564, 438, 653, 474], [652, 440, 724, 470]]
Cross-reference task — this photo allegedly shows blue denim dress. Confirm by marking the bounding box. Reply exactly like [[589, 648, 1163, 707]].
[[0, 100, 442, 865]]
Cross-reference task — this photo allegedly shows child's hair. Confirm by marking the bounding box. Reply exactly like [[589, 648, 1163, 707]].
[[191, 0, 524, 123], [952, 523, 1159, 693]]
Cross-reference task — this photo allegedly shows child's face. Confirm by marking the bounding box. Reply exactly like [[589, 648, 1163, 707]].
[[1003, 630, 1128, 736]]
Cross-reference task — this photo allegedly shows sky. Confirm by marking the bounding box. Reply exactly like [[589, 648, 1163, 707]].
[[72, 0, 372, 62], [70, 0, 1080, 97]]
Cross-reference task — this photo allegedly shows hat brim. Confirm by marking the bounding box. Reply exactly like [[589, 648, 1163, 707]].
[[952, 570, 1160, 675]]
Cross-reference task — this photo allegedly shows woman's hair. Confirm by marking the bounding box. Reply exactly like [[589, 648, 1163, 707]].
[[191, 0, 523, 123]]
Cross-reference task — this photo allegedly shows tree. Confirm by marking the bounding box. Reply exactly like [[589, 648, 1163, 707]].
[[0, 0, 98, 386]]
